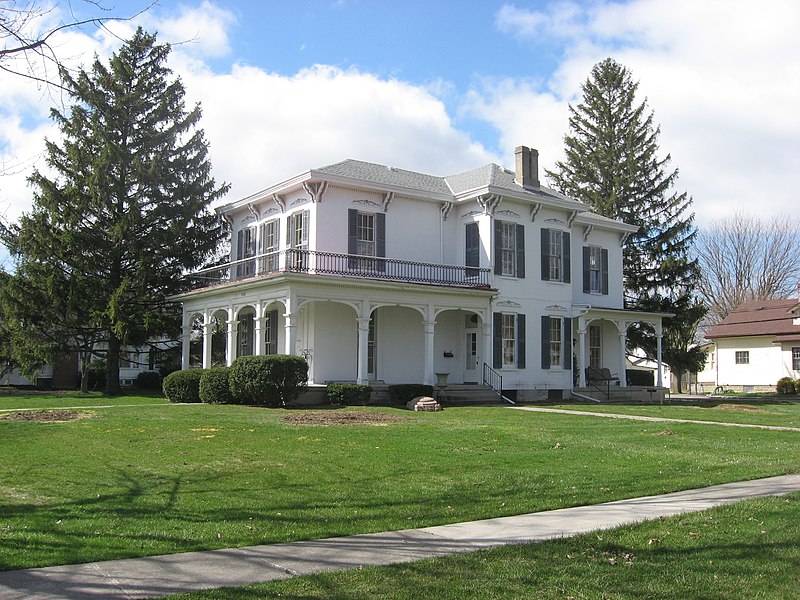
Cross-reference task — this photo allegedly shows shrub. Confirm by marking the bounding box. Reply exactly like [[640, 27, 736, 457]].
[[85, 360, 107, 391], [389, 384, 434, 405], [326, 383, 372, 405], [776, 377, 796, 395], [229, 355, 308, 407], [135, 371, 162, 390], [162, 369, 203, 403], [199, 367, 234, 404]]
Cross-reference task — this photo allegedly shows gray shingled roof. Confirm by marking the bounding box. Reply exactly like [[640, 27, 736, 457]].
[[315, 159, 451, 195]]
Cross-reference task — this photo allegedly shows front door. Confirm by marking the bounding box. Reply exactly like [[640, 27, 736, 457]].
[[465, 331, 479, 384]]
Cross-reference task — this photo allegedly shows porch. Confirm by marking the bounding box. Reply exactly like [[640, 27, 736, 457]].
[[572, 385, 669, 403]]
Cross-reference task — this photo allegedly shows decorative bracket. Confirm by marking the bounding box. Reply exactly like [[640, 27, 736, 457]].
[[567, 209, 578, 227], [272, 194, 286, 212], [382, 191, 394, 212], [477, 194, 501, 216], [529, 202, 542, 222], [302, 181, 328, 203], [620, 231, 632, 247], [247, 203, 260, 220], [583, 224, 594, 242], [440, 201, 453, 221]]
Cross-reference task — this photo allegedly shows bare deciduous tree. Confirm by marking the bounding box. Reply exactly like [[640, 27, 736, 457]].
[[1, 0, 151, 87], [696, 212, 800, 325]]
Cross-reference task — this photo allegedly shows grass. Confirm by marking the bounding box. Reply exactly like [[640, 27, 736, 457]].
[[546, 400, 800, 428], [0, 390, 167, 411], [166, 492, 800, 599], [0, 395, 798, 572]]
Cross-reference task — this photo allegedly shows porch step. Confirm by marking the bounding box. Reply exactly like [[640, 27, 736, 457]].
[[438, 385, 505, 406]]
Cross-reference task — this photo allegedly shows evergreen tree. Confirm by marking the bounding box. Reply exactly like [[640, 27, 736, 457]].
[[0, 28, 228, 393], [546, 58, 706, 388]]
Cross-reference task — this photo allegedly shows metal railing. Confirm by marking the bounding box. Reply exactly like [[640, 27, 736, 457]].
[[483, 363, 515, 405], [186, 249, 492, 291]]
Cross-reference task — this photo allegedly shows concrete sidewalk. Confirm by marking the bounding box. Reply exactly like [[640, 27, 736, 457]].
[[1, 474, 798, 599]]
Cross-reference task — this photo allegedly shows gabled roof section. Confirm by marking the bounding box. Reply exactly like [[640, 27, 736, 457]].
[[706, 299, 800, 339]]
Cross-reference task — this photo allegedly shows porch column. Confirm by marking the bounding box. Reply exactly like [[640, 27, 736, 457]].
[[356, 317, 370, 385], [423, 320, 436, 386], [618, 330, 627, 387], [656, 323, 664, 387], [284, 312, 298, 355], [254, 316, 265, 356], [482, 321, 492, 382], [181, 318, 191, 370], [226, 315, 238, 367], [202, 320, 213, 369], [577, 321, 587, 387]]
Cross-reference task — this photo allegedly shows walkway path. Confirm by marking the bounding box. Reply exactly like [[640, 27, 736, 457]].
[[1, 474, 798, 599], [510, 406, 800, 431]]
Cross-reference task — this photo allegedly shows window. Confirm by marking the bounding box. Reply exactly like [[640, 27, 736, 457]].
[[258, 219, 280, 272], [792, 347, 800, 371], [493, 220, 525, 278], [236, 227, 257, 277], [493, 312, 526, 369], [368, 315, 377, 376], [583, 246, 609, 294], [288, 210, 309, 270], [541, 315, 572, 370], [541, 229, 571, 283], [264, 309, 279, 355], [348, 209, 386, 271], [735, 351, 749, 365], [465, 222, 480, 277], [119, 349, 136, 369], [589, 325, 601, 369]]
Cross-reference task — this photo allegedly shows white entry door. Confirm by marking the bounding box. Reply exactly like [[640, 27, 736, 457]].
[[465, 331, 480, 383]]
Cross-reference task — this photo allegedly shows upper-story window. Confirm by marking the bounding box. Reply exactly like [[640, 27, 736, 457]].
[[493, 220, 525, 278], [465, 222, 480, 278], [583, 246, 609, 295], [348, 209, 385, 271], [793, 347, 800, 371], [259, 219, 280, 272], [541, 228, 570, 283], [288, 210, 309, 270], [735, 350, 749, 365], [236, 226, 257, 277]]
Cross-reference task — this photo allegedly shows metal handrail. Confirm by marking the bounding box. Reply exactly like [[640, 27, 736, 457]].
[[483, 363, 515, 405], [187, 249, 492, 291]]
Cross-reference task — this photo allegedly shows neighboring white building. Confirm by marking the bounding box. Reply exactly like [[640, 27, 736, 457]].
[[174, 146, 668, 401], [700, 298, 800, 392]]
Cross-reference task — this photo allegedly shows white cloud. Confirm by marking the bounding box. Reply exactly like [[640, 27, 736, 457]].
[[487, 0, 800, 225]]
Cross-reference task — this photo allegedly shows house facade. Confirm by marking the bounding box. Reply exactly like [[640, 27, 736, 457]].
[[174, 146, 668, 401], [700, 297, 800, 392]]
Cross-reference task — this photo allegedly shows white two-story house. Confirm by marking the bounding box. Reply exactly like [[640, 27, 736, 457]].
[[174, 146, 668, 401]]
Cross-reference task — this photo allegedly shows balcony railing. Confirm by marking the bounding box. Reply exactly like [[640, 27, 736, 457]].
[[186, 249, 491, 291]]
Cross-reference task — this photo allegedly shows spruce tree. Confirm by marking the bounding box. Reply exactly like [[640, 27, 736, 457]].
[[0, 28, 228, 393], [546, 58, 706, 390]]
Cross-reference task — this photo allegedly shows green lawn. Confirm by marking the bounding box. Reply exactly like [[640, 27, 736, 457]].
[[0, 390, 168, 411], [547, 400, 800, 428], [168, 492, 800, 599], [1, 397, 798, 572]]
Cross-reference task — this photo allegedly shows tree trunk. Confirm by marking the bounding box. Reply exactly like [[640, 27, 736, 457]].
[[79, 351, 90, 393], [106, 335, 122, 395]]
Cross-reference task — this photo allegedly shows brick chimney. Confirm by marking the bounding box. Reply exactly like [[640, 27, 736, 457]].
[[514, 145, 540, 189]]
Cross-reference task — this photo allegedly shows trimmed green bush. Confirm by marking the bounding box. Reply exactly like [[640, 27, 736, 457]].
[[229, 355, 308, 407], [776, 377, 796, 395], [626, 369, 655, 386], [388, 384, 434, 405], [162, 369, 203, 403], [199, 367, 234, 404], [326, 383, 373, 405], [135, 371, 162, 390]]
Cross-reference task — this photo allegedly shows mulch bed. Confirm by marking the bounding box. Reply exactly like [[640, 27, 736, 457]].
[[0, 410, 94, 423], [283, 410, 408, 426]]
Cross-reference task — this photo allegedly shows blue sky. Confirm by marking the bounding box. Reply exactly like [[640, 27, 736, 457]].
[[1, 0, 798, 244]]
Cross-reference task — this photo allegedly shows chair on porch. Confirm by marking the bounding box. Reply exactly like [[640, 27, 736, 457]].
[[585, 366, 620, 400]]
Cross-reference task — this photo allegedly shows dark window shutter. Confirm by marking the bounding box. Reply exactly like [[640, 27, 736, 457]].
[[541, 229, 550, 281], [601, 248, 609, 295], [465, 223, 479, 267], [286, 213, 294, 247], [517, 313, 526, 369], [348, 209, 358, 255], [493, 312, 503, 368], [494, 220, 502, 275], [515, 223, 525, 278], [237, 229, 244, 260], [375, 213, 386, 272], [267, 309, 279, 354], [258, 224, 265, 255], [582, 246, 590, 293], [563, 318, 572, 370], [541, 315, 551, 369], [562, 232, 571, 283]]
